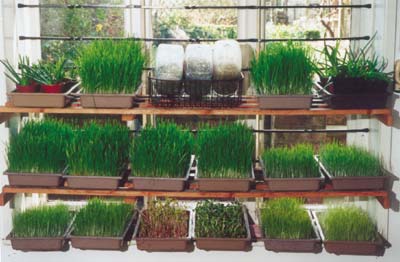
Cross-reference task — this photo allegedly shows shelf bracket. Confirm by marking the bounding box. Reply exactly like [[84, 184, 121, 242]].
[[0, 192, 14, 206], [0, 113, 14, 124], [376, 195, 390, 209], [376, 114, 393, 126], [121, 114, 136, 122]]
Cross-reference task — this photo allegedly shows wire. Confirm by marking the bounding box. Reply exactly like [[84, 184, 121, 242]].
[[19, 35, 370, 42], [17, 3, 372, 10], [130, 128, 370, 134]]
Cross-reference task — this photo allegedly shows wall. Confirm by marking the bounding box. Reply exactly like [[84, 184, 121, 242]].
[[1, 0, 400, 262]]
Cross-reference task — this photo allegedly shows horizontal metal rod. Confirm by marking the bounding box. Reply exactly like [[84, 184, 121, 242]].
[[251, 128, 369, 133], [143, 67, 251, 71], [260, 36, 370, 42], [17, 3, 372, 10], [130, 128, 369, 134], [19, 36, 370, 42], [18, 36, 258, 42]]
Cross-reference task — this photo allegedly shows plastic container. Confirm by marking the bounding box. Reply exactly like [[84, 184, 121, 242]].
[[212, 40, 242, 95], [195, 206, 252, 251], [184, 44, 213, 98], [70, 211, 138, 251], [8, 82, 79, 108], [135, 211, 193, 252], [155, 44, 184, 96]]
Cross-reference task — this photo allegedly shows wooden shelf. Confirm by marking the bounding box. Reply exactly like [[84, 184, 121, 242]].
[[0, 99, 393, 208], [0, 185, 390, 209], [0, 99, 393, 126]]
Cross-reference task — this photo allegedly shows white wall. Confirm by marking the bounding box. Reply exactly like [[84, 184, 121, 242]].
[[1, 0, 400, 261]]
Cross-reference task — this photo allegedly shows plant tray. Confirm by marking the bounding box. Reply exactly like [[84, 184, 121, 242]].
[[130, 158, 193, 191], [315, 156, 387, 190], [80, 94, 136, 109], [135, 211, 193, 252], [136, 238, 193, 252], [262, 210, 322, 253], [7, 235, 69, 252], [69, 211, 138, 251], [323, 237, 386, 256], [331, 77, 389, 94], [263, 238, 322, 253], [258, 95, 313, 109], [197, 167, 254, 192], [8, 82, 79, 108], [4, 170, 64, 187], [260, 159, 324, 191], [65, 176, 122, 190], [7, 217, 73, 252], [313, 211, 387, 256], [195, 206, 252, 251], [327, 93, 390, 109], [131, 177, 187, 192]]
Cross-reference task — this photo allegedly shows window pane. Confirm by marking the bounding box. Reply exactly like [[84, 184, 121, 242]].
[[264, 0, 352, 51], [152, 0, 238, 40], [40, 0, 125, 60], [264, 0, 352, 38]]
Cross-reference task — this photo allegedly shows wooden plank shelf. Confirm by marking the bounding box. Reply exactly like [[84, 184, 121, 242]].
[[0, 99, 393, 126], [0, 185, 390, 209]]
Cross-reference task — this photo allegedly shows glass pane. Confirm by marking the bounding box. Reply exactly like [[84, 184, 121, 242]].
[[264, 0, 352, 51], [152, 0, 238, 40], [40, 0, 125, 60]]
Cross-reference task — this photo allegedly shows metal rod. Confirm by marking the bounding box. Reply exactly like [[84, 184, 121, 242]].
[[260, 36, 370, 42], [130, 128, 369, 134], [251, 128, 370, 133], [17, 3, 372, 10], [19, 36, 370, 42], [143, 67, 251, 71], [18, 36, 258, 42]]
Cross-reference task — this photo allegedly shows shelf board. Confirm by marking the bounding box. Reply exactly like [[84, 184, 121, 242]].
[[0, 99, 393, 126], [0, 185, 390, 209]]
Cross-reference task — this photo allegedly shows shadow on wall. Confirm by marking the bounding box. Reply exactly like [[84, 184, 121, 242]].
[[386, 172, 400, 212], [388, 90, 400, 211], [390, 92, 400, 129]]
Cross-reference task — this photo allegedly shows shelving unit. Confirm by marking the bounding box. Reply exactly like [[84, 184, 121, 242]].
[[0, 97, 394, 210], [0, 185, 390, 209], [0, 0, 397, 259], [0, 99, 393, 125]]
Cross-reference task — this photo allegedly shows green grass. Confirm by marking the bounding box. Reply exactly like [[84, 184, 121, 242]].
[[262, 144, 320, 178], [66, 121, 130, 177], [251, 42, 316, 95], [77, 40, 146, 94], [320, 206, 377, 241], [261, 198, 314, 239], [195, 200, 247, 238], [12, 204, 71, 238], [7, 119, 73, 173], [196, 123, 254, 179], [130, 123, 194, 178], [139, 199, 189, 238], [72, 198, 134, 237], [319, 142, 382, 177]]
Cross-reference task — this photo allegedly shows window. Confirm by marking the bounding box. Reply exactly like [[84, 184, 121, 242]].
[[40, 0, 125, 60], [263, 0, 353, 51], [264, 0, 352, 38], [151, 0, 238, 40]]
